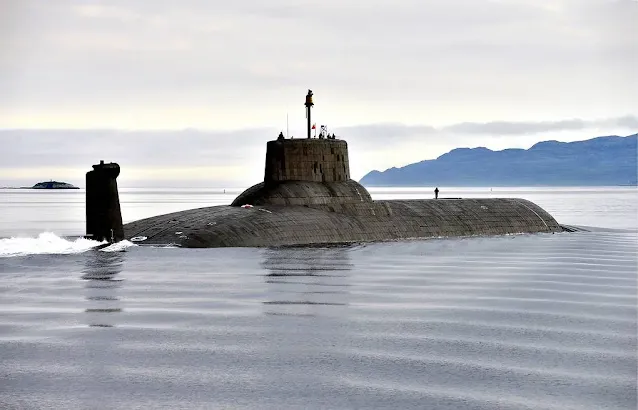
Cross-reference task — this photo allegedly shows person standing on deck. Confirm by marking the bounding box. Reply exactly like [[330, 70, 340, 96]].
[[434, 187, 439, 199]]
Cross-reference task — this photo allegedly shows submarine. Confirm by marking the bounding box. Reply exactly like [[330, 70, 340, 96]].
[[85, 90, 565, 247]]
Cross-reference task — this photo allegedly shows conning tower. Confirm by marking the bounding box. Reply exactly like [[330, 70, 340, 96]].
[[264, 138, 350, 183], [232, 90, 372, 206]]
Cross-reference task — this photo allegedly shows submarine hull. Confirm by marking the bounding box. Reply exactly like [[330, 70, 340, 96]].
[[92, 93, 567, 248], [123, 198, 563, 248]]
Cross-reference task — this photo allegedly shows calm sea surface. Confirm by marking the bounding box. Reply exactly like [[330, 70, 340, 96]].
[[1, 187, 636, 409]]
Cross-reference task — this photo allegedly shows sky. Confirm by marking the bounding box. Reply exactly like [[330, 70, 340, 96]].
[[1, 0, 636, 187]]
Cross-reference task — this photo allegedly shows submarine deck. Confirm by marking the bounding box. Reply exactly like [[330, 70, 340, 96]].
[[123, 198, 562, 248]]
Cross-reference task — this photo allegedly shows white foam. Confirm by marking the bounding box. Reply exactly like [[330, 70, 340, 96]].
[[100, 240, 138, 253], [0, 232, 106, 258]]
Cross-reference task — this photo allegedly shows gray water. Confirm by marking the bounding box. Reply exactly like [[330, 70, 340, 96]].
[[1, 187, 636, 409]]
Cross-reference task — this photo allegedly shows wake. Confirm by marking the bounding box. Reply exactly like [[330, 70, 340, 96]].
[[0, 232, 136, 258]]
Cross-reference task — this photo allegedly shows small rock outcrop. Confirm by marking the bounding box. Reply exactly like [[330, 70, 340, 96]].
[[32, 181, 79, 189]]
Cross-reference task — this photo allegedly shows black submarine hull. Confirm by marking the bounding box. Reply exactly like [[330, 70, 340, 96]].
[[123, 198, 563, 248], [90, 92, 567, 248]]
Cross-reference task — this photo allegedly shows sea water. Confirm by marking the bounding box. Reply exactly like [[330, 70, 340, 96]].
[[0, 187, 636, 409]]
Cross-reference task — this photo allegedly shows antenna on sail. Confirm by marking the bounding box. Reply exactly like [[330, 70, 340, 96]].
[[305, 89, 314, 139]]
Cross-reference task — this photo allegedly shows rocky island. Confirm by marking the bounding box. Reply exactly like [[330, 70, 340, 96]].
[[32, 181, 79, 189]]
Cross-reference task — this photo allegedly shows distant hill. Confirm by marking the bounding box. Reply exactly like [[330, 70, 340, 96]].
[[360, 134, 637, 186], [32, 181, 79, 189]]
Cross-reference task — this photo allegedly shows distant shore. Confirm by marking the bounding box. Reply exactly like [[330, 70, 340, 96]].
[[0, 187, 81, 190], [361, 183, 638, 188], [1, 181, 80, 190]]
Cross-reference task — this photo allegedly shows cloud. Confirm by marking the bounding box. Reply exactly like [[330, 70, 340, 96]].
[[1, 0, 636, 130], [0, 128, 272, 168], [0, 128, 273, 186], [333, 124, 437, 142], [0, 0, 636, 184], [334, 116, 638, 140], [442, 116, 638, 136], [443, 119, 585, 136], [1, 115, 634, 183], [613, 115, 638, 129]]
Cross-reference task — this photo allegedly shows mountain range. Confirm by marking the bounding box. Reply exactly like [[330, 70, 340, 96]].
[[359, 134, 637, 186]]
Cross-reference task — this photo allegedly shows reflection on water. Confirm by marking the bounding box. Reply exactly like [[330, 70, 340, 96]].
[[261, 246, 353, 317], [1, 233, 635, 410], [81, 250, 124, 328]]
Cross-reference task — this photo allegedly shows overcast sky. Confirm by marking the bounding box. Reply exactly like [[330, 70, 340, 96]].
[[1, 0, 636, 187]]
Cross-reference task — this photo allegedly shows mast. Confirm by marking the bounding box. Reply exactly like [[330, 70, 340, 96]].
[[304, 89, 314, 139]]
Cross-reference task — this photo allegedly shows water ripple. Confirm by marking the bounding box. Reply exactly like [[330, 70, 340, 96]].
[[1, 231, 636, 409]]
